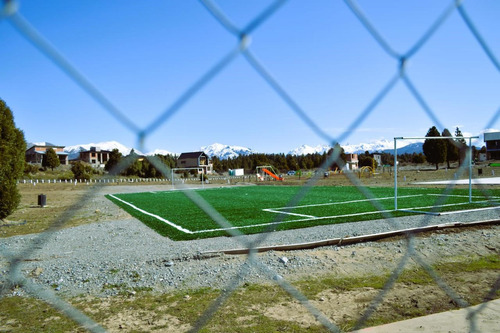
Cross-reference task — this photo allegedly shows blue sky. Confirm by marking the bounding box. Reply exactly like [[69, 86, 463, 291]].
[[1, 0, 499, 154]]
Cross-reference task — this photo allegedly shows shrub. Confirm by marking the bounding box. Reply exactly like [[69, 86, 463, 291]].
[[71, 161, 93, 180], [24, 163, 39, 175]]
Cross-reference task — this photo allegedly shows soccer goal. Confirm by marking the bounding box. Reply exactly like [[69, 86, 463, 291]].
[[394, 135, 478, 215], [171, 167, 208, 187]]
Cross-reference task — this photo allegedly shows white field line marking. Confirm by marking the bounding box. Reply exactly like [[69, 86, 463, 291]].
[[267, 194, 424, 210], [108, 194, 193, 234], [192, 209, 397, 233], [264, 194, 424, 218], [409, 201, 500, 215], [194, 200, 500, 234], [427, 193, 500, 199], [200, 195, 423, 233], [439, 205, 500, 215], [262, 209, 316, 218]]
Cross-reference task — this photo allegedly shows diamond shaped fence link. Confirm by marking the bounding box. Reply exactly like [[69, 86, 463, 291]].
[[0, 0, 499, 332]]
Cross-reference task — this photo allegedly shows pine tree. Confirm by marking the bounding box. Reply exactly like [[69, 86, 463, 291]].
[[105, 148, 122, 174], [455, 127, 467, 166], [442, 128, 458, 169], [0, 98, 26, 220], [423, 126, 446, 170], [42, 147, 60, 170]]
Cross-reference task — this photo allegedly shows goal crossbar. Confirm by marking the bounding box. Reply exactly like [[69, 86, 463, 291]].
[[394, 136, 479, 215]]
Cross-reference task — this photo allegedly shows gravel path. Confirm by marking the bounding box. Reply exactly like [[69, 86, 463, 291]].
[[1, 185, 499, 298]]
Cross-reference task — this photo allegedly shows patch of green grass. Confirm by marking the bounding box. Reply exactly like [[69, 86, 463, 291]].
[[0, 296, 81, 332], [101, 283, 127, 291], [129, 271, 141, 282], [436, 254, 500, 273]]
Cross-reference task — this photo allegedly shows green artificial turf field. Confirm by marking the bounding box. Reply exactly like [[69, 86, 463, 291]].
[[106, 186, 499, 241]]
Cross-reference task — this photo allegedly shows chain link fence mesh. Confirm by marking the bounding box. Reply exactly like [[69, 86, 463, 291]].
[[1, 0, 499, 332]]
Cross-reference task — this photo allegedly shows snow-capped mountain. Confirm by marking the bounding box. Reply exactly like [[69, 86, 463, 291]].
[[288, 140, 424, 156], [56, 139, 426, 162], [342, 139, 394, 154], [288, 144, 331, 156], [64, 141, 144, 160], [201, 143, 257, 160], [31, 141, 57, 147]]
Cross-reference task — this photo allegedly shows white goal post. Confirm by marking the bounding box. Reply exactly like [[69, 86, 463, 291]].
[[394, 135, 479, 215], [171, 167, 208, 187]]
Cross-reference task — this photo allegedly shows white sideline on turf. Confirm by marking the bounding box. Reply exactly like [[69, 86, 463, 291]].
[[108, 194, 193, 234], [412, 176, 500, 185]]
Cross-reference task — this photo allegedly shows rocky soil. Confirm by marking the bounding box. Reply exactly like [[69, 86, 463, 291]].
[[0, 183, 498, 298]]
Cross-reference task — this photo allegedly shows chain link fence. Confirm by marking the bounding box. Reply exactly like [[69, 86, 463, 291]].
[[1, 0, 499, 332]]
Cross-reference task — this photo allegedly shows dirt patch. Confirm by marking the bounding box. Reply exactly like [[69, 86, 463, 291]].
[[262, 270, 499, 330], [102, 309, 190, 333]]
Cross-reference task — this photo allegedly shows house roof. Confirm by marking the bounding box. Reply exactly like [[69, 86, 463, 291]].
[[178, 151, 207, 159], [484, 132, 500, 141]]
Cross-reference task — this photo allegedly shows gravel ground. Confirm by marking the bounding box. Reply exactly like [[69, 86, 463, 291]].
[[1, 185, 499, 298]]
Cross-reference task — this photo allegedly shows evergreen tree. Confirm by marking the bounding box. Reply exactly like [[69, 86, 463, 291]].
[[43, 147, 60, 170], [359, 155, 376, 169], [423, 126, 446, 170], [0, 99, 26, 219], [105, 148, 122, 174], [327, 143, 346, 170], [286, 154, 299, 171], [442, 128, 458, 168], [211, 156, 223, 173], [411, 153, 426, 164], [455, 127, 467, 166]]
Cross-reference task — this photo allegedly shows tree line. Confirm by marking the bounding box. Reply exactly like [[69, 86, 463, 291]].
[[423, 126, 467, 170], [100, 125, 485, 178]]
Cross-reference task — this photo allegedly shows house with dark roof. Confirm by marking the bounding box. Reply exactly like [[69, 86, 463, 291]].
[[177, 151, 213, 174], [26, 143, 68, 165], [484, 132, 500, 160]]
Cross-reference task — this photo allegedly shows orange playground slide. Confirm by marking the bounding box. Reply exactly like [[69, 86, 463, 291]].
[[262, 168, 283, 181]]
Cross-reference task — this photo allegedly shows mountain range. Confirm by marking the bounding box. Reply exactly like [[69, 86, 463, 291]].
[[62, 141, 146, 160], [200, 143, 256, 160], [34, 140, 426, 160], [286, 140, 424, 156]]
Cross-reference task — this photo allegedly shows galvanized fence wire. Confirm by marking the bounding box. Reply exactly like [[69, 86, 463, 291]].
[[1, 0, 499, 331]]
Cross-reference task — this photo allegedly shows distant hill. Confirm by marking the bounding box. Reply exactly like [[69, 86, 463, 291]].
[[383, 142, 424, 155]]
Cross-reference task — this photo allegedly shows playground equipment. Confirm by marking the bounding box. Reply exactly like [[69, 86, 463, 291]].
[[256, 165, 283, 181], [359, 166, 374, 178]]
